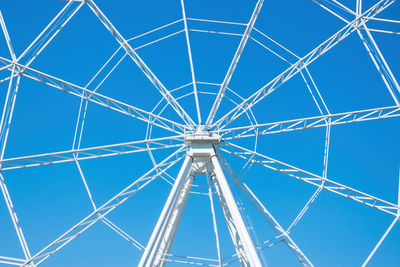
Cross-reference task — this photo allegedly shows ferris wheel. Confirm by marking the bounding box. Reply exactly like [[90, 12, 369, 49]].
[[0, 0, 399, 266]]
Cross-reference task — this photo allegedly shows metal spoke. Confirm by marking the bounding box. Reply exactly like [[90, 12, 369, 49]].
[[0, 256, 25, 266], [18, 1, 84, 66], [220, 105, 400, 140], [86, 0, 196, 128], [180, 0, 202, 124], [206, 0, 264, 125], [0, 57, 185, 134], [0, 136, 183, 171], [212, 0, 395, 129], [23, 147, 185, 266], [0, 1, 398, 265], [220, 142, 400, 216], [1, 0, 84, 86], [0, 11, 17, 61]]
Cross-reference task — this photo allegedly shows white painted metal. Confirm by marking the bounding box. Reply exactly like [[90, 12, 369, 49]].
[[139, 156, 193, 267], [206, 0, 264, 125], [210, 150, 262, 267], [140, 138, 262, 266], [362, 215, 399, 266], [219, 156, 312, 266], [0, 57, 185, 134], [0, 0, 399, 266], [23, 147, 185, 266], [357, 22, 400, 104], [180, 0, 202, 124], [0, 64, 32, 261], [220, 105, 400, 140], [222, 143, 400, 216], [86, 0, 196, 128], [212, 0, 395, 128]]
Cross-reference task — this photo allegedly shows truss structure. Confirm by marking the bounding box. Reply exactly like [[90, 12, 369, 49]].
[[0, 0, 399, 266]]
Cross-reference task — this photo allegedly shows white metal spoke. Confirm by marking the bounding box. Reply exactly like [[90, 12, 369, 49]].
[[180, 0, 202, 124], [1, 1, 398, 265], [85, 0, 195, 128], [0, 11, 16, 61], [0, 136, 183, 171], [17, 1, 84, 66], [0, 57, 185, 134], [0, 256, 25, 266], [220, 105, 400, 140], [212, 0, 395, 129], [206, 0, 264, 125], [23, 147, 185, 266], [0, 0, 85, 87], [220, 142, 400, 216]]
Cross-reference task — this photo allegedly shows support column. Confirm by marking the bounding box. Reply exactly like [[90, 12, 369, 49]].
[[210, 149, 262, 267], [139, 155, 194, 267]]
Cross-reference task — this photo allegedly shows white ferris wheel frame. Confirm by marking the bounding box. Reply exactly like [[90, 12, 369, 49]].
[[0, 0, 399, 266]]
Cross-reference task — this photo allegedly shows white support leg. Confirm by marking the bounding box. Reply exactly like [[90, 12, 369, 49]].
[[139, 155, 194, 267], [210, 150, 262, 267], [141, 129, 261, 267]]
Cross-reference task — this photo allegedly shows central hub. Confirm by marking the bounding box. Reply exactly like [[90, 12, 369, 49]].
[[184, 125, 220, 147], [184, 126, 220, 171]]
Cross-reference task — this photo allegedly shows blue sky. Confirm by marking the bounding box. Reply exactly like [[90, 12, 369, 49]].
[[0, 0, 399, 266]]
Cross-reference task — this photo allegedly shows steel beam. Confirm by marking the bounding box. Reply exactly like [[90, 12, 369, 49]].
[[86, 0, 195, 128], [210, 150, 262, 267], [206, 0, 264, 125], [139, 156, 193, 267], [222, 142, 400, 216], [0, 57, 185, 134], [212, 0, 395, 128], [22, 148, 185, 266], [220, 105, 400, 140]]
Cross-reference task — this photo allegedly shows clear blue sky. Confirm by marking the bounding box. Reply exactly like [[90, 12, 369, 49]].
[[0, 0, 399, 266]]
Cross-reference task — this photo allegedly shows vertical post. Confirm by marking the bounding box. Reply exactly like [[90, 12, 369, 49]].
[[210, 149, 262, 267], [139, 155, 194, 267]]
